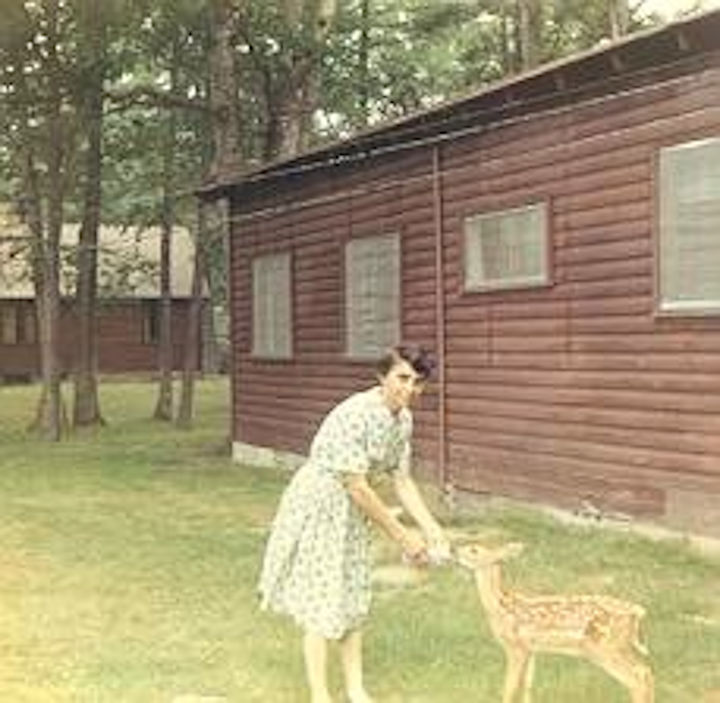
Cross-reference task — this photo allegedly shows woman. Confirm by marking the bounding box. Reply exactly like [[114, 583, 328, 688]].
[[258, 344, 450, 703]]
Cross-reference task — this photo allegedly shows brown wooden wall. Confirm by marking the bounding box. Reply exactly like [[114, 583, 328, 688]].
[[438, 64, 720, 528], [229, 61, 720, 532], [229, 149, 442, 466], [0, 299, 199, 379]]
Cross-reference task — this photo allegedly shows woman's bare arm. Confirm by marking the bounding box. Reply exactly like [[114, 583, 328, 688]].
[[393, 473, 445, 543], [342, 474, 426, 557]]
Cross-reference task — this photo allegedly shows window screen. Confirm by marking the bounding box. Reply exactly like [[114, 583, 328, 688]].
[[345, 233, 400, 358], [252, 252, 292, 358], [464, 202, 548, 291], [659, 138, 720, 312]]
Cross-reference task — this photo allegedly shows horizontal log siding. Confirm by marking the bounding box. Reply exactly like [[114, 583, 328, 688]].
[[440, 65, 720, 516], [229, 151, 440, 468], [229, 63, 720, 524], [1, 300, 196, 377]]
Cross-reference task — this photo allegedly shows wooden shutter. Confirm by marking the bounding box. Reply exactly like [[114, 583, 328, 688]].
[[252, 252, 292, 357], [346, 234, 400, 358], [659, 138, 720, 312], [464, 202, 547, 290]]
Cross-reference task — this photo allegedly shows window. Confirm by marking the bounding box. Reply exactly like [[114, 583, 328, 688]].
[[252, 252, 292, 358], [345, 233, 400, 358], [0, 304, 35, 345], [464, 202, 549, 291], [1, 305, 18, 345], [141, 300, 160, 344], [658, 138, 720, 313]]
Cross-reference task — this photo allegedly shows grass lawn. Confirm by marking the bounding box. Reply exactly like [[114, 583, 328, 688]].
[[0, 378, 719, 702]]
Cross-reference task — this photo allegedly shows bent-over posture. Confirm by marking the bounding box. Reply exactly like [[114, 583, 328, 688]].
[[258, 345, 450, 703]]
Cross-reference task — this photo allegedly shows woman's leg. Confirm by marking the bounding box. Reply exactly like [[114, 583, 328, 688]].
[[340, 629, 373, 703], [303, 630, 334, 703]]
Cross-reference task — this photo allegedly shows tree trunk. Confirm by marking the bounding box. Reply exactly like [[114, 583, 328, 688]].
[[357, 0, 372, 127], [204, 3, 239, 440], [153, 189, 174, 421], [153, 225, 174, 421], [274, 85, 311, 159], [31, 0, 66, 441], [499, 3, 513, 74], [153, 33, 180, 422], [207, 0, 242, 180], [608, 0, 630, 39], [176, 204, 207, 429], [73, 0, 106, 428], [264, 0, 338, 160], [517, 0, 542, 71]]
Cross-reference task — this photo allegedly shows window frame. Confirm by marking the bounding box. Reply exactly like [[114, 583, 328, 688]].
[[654, 137, 720, 317], [344, 232, 401, 360], [251, 250, 293, 360], [462, 200, 552, 294]]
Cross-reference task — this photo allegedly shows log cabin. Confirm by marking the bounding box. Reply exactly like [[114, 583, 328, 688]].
[[204, 9, 720, 535], [0, 205, 209, 381]]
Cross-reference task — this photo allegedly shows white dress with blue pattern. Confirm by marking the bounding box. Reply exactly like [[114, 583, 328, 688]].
[[258, 386, 412, 639]]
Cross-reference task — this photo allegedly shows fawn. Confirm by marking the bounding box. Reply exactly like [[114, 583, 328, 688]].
[[455, 541, 654, 703]]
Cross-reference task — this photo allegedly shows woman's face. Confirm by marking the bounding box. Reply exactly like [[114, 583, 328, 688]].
[[379, 358, 426, 413]]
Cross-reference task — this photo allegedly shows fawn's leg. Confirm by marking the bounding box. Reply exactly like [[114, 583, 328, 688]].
[[520, 653, 536, 703], [625, 658, 654, 703], [502, 646, 530, 703], [340, 628, 374, 703], [303, 630, 334, 703], [592, 649, 653, 703], [637, 661, 655, 703]]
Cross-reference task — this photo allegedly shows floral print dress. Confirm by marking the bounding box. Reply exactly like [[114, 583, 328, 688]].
[[258, 386, 412, 639]]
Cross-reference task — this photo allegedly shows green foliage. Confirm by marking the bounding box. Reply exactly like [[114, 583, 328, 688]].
[[317, 0, 659, 140]]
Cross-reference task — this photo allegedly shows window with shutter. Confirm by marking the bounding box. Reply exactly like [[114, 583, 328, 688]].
[[658, 138, 720, 313], [252, 251, 292, 358], [345, 233, 400, 358], [464, 202, 549, 291]]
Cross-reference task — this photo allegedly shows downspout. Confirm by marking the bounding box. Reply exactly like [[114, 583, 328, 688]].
[[432, 146, 448, 491], [223, 196, 238, 455]]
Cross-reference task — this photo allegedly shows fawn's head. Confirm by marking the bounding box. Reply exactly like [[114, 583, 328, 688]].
[[455, 541, 525, 570]]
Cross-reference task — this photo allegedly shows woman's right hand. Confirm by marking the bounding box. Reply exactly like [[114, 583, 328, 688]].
[[400, 529, 428, 565]]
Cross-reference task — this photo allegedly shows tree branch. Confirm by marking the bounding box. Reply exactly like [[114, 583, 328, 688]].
[[105, 85, 211, 114]]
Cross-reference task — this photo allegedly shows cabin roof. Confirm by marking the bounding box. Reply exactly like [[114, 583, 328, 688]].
[[201, 7, 720, 196]]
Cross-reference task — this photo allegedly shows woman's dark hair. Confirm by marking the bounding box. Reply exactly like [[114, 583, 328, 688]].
[[375, 344, 435, 380]]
